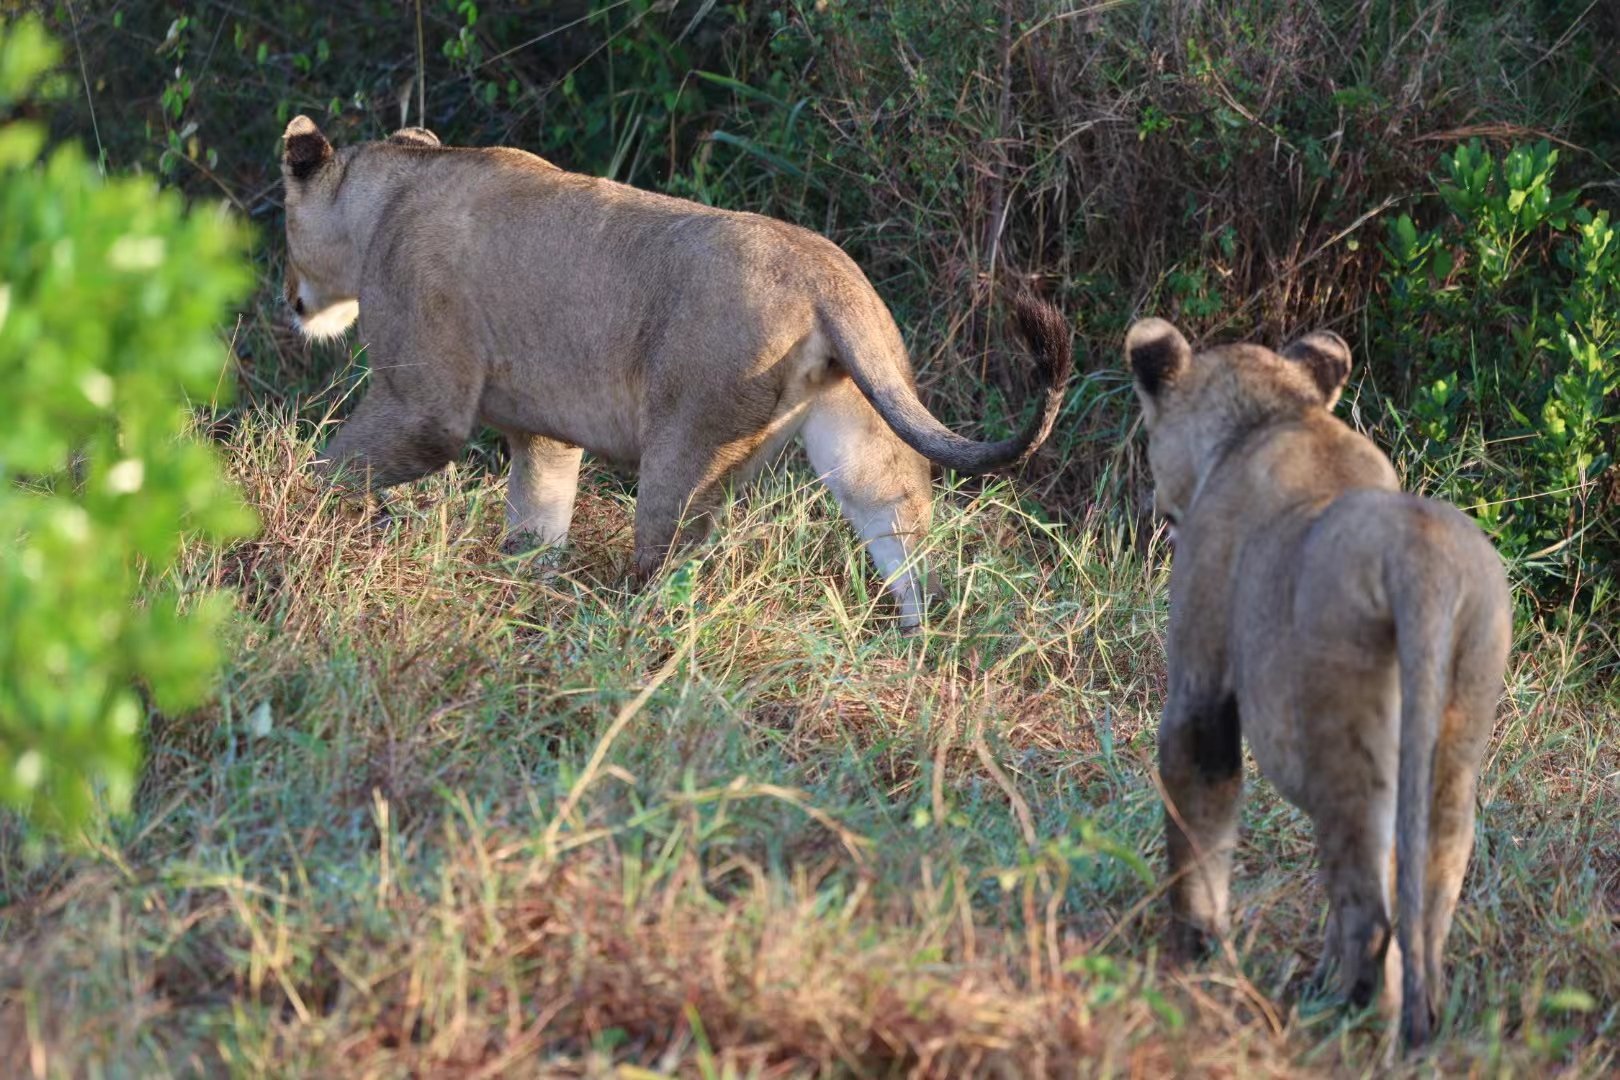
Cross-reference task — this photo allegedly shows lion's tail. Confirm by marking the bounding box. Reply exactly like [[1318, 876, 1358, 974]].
[[1387, 557, 1459, 1049], [820, 294, 1072, 475]]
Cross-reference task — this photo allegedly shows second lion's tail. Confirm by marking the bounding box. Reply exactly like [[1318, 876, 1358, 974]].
[[1387, 555, 1459, 1048]]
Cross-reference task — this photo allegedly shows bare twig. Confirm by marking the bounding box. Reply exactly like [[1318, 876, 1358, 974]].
[[414, 0, 427, 127]]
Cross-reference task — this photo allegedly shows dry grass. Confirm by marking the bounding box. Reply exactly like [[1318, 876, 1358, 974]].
[[1, 413, 1615, 1077]]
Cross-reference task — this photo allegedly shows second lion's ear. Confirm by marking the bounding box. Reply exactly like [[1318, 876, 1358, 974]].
[[1125, 318, 1192, 414], [388, 126, 441, 149], [282, 115, 333, 180], [1281, 331, 1353, 410]]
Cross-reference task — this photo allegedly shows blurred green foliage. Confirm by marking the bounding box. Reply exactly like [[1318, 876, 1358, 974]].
[[0, 16, 257, 832]]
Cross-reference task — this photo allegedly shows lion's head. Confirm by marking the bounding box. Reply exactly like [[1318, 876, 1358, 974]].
[[279, 116, 443, 341], [1124, 317, 1353, 532]]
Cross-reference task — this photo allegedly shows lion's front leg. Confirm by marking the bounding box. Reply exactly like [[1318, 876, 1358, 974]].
[[1159, 687, 1244, 962]]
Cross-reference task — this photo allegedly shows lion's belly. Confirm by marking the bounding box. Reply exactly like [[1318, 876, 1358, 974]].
[[477, 365, 643, 466]]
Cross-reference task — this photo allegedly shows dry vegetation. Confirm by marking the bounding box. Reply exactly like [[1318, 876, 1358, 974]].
[[4, 0, 1619, 1076], [1, 413, 1614, 1076]]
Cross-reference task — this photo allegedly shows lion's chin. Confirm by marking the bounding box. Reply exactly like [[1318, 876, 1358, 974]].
[[293, 299, 360, 341]]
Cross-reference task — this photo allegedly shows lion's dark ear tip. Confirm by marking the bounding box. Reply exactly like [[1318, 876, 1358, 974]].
[[1282, 330, 1354, 404], [282, 115, 333, 179], [1125, 317, 1191, 397], [387, 126, 442, 149], [284, 114, 321, 139], [1318, 329, 1350, 353], [1307, 330, 1352, 370]]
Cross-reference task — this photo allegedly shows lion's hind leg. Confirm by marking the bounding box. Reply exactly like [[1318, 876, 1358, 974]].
[[1309, 897, 1341, 992], [800, 378, 935, 629], [1298, 683, 1402, 1022], [1314, 810, 1396, 1013], [501, 431, 584, 556]]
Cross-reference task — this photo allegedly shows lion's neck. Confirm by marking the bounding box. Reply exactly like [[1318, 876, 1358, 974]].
[[334, 155, 420, 269], [1215, 416, 1400, 524], [337, 188, 386, 260]]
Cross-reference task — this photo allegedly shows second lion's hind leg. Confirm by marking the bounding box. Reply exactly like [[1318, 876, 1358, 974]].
[[1314, 801, 1396, 1013], [1310, 902, 1341, 992], [801, 378, 935, 629]]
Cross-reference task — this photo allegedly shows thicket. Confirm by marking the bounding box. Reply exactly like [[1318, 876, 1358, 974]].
[[44, 0, 1620, 609]]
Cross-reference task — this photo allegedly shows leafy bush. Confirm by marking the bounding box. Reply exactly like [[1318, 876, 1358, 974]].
[[1370, 140, 1618, 606], [0, 18, 256, 832]]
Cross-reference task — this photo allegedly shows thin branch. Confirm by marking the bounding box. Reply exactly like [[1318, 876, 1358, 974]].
[[414, 0, 427, 127], [64, 0, 106, 175]]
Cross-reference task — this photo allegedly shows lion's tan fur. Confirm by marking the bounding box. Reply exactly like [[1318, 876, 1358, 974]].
[[1126, 318, 1511, 1049], [278, 117, 1069, 626]]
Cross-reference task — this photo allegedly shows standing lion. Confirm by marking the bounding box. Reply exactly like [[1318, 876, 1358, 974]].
[[279, 118, 1070, 627], [1125, 317, 1512, 1048]]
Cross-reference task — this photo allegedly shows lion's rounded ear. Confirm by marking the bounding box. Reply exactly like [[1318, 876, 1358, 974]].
[[387, 126, 441, 149], [282, 115, 333, 180], [1125, 318, 1192, 403], [1281, 330, 1353, 409]]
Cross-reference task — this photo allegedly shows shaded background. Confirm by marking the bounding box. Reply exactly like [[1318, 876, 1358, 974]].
[[42, 0, 1620, 602]]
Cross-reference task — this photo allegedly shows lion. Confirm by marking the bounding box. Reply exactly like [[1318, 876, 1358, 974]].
[[1124, 317, 1512, 1048], [278, 117, 1071, 627]]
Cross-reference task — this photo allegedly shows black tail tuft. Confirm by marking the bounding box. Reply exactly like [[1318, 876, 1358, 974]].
[[824, 291, 1073, 474], [1011, 293, 1074, 388], [1006, 292, 1073, 466]]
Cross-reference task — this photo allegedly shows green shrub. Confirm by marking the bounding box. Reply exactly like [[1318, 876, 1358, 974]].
[[1369, 140, 1618, 607], [0, 18, 256, 832]]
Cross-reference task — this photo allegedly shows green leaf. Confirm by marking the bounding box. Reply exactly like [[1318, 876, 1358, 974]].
[[706, 129, 817, 185], [0, 15, 59, 104], [694, 69, 789, 108], [1541, 988, 1596, 1014], [1143, 989, 1186, 1031], [1394, 214, 1418, 257], [1431, 246, 1454, 282], [0, 119, 46, 167]]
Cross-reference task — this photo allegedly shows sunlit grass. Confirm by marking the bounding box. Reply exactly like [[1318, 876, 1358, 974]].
[[1, 407, 1613, 1076]]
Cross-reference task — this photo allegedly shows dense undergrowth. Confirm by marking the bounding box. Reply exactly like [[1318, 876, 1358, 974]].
[[3, 1, 1618, 1075], [48, 0, 1620, 601]]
